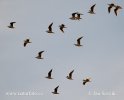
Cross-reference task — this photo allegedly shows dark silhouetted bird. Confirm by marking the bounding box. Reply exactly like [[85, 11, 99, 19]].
[[46, 22, 54, 33], [114, 5, 122, 16], [24, 39, 31, 47], [69, 12, 77, 20], [88, 4, 96, 14], [74, 36, 83, 47], [83, 77, 91, 85], [35, 51, 44, 59], [52, 86, 59, 94], [8, 22, 16, 28], [66, 70, 74, 80], [45, 69, 53, 79], [108, 3, 115, 13], [59, 24, 67, 33]]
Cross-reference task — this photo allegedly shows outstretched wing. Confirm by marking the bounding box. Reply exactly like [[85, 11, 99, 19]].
[[48, 69, 52, 77], [77, 37, 83, 45], [69, 70, 74, 78], [48, 22, 53, 31], [72, 13, 76, 18], [24, 42, 27, 47], [114, 8, 118, 16], [83, 81, 86, 85], [10, 22, 16, 27], [54, 86, 59, 93], [108, 6, 112, 13], [91, 4, 96, 12], [38, 51, 44, 57], [60, 26, 64, 32]]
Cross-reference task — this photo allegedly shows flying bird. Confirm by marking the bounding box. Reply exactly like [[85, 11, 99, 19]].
[[8, 22, 16, 28], [35, 51, 44, 59], [66, 70, 74, 80], [23, 39, 31, 47], [114, 5, 122, 16], [74, 36, 83, 47], [59, 24, 67, 33], [46, 22, 54, 33], [69, 12, 77, 20], [88, 4, 96, 14], [83, 77, 91, 85], [45, 69, 53, 79], [52, 86, 59, 94], [108, 3, 115, 13]]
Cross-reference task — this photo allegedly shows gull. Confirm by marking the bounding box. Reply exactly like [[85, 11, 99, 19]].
[[108, 3, 115, 13], [88, 4, 96, 14], [52, 86, 59, 94], [24, 39, 31, 47], [114, 5, 122, 16], [69, 12, 77, 20], [76, 12, 83, 20], [46, 22, 54, 33], [59, 24, 67, 33], [83, 77, 91, 85], [74, 36, 83, 47], [45, 69, 53, 79], [8, 22, 16, 28], [35, 51, 44, 59], [66, 70, 74, 80]]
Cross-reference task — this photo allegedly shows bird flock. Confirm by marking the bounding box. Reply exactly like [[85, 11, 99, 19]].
[[6, 2, 122, 95]]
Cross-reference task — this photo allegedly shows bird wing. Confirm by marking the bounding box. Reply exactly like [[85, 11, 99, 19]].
[[69, 70, 74, 78], [83, 81, 86, 85], [77, 13, 80, 18], [54, 86, 59, 92], [60, 26, 64, 32], [72, 13, 76, 18], [11, 22, 16, 24], [10, 22, 16, 26], [38, 51, 44, 56], [77, 37, 83, 45], [24, 42, 27, 47], [48, 69, 52, 77], [48, 23, 53, 31], [91, 4, 96, 12], [108, 6, 112, 13], [114, 8, 118, 16]]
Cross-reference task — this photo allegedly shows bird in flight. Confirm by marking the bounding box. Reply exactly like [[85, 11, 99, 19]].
[[35, 51, 44, 59], [74, 36, 83, 47], [59, 24, 67, 33], [108, 3, 115, 13], [66, 70, 74, 80], [69, 12, 77, 20], [83, 77, 91, 85], [88, 4, 96, 14], [114, 5, 122, 16], [8, 22, 16, 28], [52, 86, 59, 94], [45, 69, 53, 79], [23, 39, 31, 47], [46, 22, 54, 33]]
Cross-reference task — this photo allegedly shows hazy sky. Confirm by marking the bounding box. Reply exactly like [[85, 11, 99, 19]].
[[0, 0, 124, 100]]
